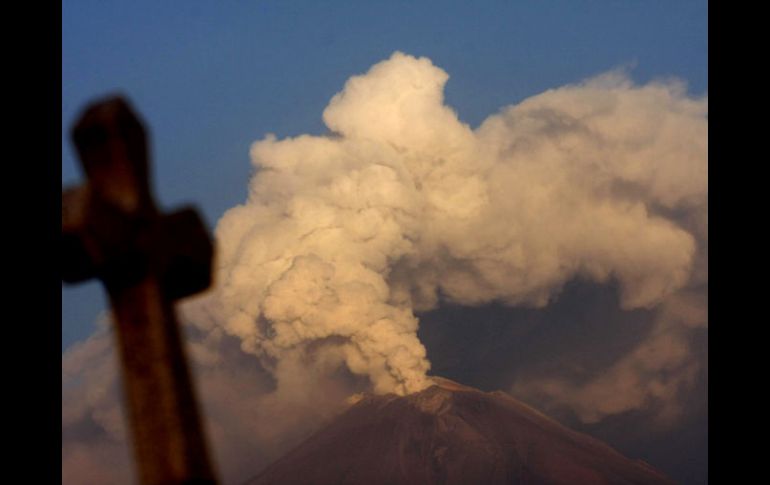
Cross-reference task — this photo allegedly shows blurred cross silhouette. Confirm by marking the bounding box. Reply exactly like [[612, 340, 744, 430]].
[[62, 96, 219, 485]]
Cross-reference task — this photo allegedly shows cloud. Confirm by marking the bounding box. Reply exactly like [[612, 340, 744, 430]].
[[511, 289, 707, 425], [61, 312, 362, 485], [62, 320, 134, 485], [206, 51, 706, 395]]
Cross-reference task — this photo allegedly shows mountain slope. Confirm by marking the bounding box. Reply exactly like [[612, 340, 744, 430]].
[[246, 377, 674, 485]]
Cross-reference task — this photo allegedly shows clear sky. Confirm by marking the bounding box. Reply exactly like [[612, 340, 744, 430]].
[[62, 2, 707, 483]]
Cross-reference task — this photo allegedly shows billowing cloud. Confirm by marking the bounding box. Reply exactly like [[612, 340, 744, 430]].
[[205, 51, 706, 395], [62, 51, 707, 483]]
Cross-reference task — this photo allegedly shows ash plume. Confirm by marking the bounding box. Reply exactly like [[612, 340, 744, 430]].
[[203, 51, 706, 396]]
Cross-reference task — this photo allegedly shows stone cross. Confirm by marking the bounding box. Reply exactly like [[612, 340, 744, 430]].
[[62, 96, 219, 485]]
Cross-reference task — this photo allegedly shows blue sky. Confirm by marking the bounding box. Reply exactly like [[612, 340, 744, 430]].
[[62, 1, 707, 349]]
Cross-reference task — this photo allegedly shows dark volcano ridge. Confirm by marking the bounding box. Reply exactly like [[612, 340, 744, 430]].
[[245, 377, 674, 485]]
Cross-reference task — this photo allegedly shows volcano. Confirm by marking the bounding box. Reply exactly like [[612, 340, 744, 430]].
[[245, 377, 674, 485]]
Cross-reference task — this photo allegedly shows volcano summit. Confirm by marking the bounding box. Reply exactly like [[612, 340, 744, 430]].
[[246, 377, 673, 485]]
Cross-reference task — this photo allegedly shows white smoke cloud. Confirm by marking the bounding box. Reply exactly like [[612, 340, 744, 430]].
[[62, 51, 707, 483], [204, 51, 706, 396]]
